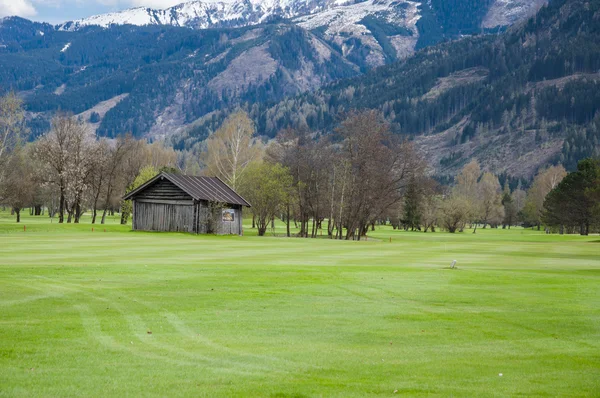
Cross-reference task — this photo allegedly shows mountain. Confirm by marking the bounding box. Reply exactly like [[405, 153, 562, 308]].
[[59, 0, 544, 32], [0, 0, 550, 159], [57, 0, 547, 68], [243, 0, 600, 178], [58, 0, 351, 31], [0, 17, 361, 141]]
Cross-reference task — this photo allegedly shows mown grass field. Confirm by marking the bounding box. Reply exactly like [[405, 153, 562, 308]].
[[0, 211, 599, 397]]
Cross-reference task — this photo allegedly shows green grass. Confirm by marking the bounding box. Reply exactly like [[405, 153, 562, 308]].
[[1, 212, 599, 397]]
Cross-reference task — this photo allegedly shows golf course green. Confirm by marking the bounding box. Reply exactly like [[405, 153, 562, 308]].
[[1, 212, 599, 396]]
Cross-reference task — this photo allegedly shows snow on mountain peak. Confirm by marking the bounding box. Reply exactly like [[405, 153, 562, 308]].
[[57, 0, 356, 31]]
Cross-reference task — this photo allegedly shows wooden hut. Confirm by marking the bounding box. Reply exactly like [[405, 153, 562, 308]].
[[123, 172, 250, 235]]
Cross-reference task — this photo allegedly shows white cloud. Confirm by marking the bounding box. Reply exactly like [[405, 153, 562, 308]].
[[1, 0, 190, 22], [0, 0, 37, 18]]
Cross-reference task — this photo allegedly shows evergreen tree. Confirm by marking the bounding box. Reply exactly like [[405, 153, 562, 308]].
[[542, 158, 600, 235], [403, 177, 421, 231]]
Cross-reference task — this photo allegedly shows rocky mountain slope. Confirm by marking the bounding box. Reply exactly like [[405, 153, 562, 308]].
[[0, 18, 362, 141], [244, 0, 600, 177], [57, 0, 547, 67], [0, 0, 543, 145]]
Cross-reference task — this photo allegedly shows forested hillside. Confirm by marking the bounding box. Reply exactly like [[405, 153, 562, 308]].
[[0, 0, 543, 145], [241, 0, 600, 177], [0, 18, 361, 140]]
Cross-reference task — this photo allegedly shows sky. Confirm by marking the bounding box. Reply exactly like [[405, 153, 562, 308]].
[[0, 0, 185, 24]]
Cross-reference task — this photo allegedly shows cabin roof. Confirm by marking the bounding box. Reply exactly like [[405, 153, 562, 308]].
[[123, 172, 251, 207]]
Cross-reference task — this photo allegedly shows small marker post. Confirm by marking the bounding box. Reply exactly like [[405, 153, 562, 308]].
[[389, 237, 392, 243], [92, 227, 94, 232]]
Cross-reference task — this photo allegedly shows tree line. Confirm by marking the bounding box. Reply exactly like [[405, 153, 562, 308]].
[[0, 92, 187, 224], [201, 109, 600, 237], [1, 92, 598, 236]]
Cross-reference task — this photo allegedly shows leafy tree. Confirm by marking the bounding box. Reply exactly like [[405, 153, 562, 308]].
[[403, 177, 421, 231], [238, 162, 293, 236], [542, 158, 600, 235], [501, 183, 517, 229], [120, 165, 158, 225]]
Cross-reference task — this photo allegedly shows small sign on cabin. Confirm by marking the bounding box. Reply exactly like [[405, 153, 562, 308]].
[[222, 209, 235, 222]]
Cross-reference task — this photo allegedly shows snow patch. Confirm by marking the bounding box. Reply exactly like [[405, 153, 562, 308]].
[[58, 0, 385, 31], [61, 43, 71, 52], [483, 0, 547, 28]]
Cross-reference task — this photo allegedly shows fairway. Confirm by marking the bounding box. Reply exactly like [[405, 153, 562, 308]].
[[1, 215, 599, 396]]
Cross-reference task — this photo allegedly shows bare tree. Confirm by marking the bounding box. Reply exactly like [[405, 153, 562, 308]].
[[89, 139, 110, 224], [336, 111, 424, 240], [522, 165, 567, 228], [35, 116, 95, 223], [267, 128, 330, 238], [440, 195, 470, 233], [478, 172, 504, 228], [453, 160, 482, 232], [202, 110, 262, 190], [1, 147, 35, 222], [0, 92, 25, 165], [144, 141, 178, 170], [100, 136, 138, 224]]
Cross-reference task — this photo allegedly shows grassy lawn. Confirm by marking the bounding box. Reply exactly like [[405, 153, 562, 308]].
[[0, 212, 599, 396]]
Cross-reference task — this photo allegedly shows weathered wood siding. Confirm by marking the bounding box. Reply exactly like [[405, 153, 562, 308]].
[[131, 177, 244, 235], [135, 178, 190, 201], [134, 201, 194, 232], [195, 203, 243, 235], [132, 178, 194, 232]]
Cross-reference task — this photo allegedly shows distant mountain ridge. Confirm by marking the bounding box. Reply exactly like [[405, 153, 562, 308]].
[[242, 0, 600, 177], [57, 0, 545, 33], [58, 0, 352, 31], [0, 0, 550, 163]]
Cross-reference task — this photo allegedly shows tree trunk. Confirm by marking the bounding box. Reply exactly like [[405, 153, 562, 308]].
[[257, 219, 267, 236], [101, 208, 108, 224], [58, 188, 65, 223], [74, 202, 82, 223], [14, 208, 20, 223], [252, 215, 256, 229], [286, 202, 291, 238]]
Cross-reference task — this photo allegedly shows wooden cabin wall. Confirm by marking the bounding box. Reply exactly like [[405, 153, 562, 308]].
[[132, 177, 194, 232], [195, 203, 243, 235], [134, 201, 194, 232]]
